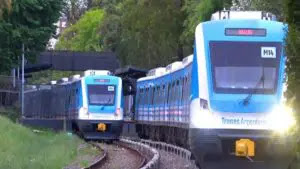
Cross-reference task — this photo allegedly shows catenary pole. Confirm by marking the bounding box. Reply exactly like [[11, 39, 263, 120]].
[[21, 43, 24, 117]]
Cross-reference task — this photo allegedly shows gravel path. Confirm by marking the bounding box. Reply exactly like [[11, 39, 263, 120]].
[[159, 150, 198, 169], [97, 142, 143, 169]]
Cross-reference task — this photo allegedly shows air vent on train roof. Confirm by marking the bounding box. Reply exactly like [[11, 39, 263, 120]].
[[72, 74, 81, 80], [182, 55, 193, 67], [61, 78, 68, 82], [147, 67, 166, 77], [57, 78, 69, 85], [166, 61, 183, 73], [83, 70, 112, 76], [211, 11, 276, 21]]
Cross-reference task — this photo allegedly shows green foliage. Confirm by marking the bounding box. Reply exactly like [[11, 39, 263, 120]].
[[27, 70, 81, 84], [62, 0, 91, 25], [0, 0, 11, 17], [181, 0, 231, 45], [251, 0, 284, 20], [0, 106, 20, 122], [284, 0, 300, 121], [56, 8, 105, 52], [114, 0, 185, 68], [97, 0, 122, 51], [0, 0, 63, 74], [0, 116, 81, 169], [58, 0, 232, 69]]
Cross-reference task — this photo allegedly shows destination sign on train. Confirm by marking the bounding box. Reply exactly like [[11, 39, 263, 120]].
[[225, 28, 267, 36]]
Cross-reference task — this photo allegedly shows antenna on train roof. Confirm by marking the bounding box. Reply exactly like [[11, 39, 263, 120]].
[[83, 70, 112, 76], [211, 11, 277, 21]]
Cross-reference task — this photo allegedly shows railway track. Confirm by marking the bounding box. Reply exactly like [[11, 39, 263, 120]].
[[95, 141, 146, 169], [84, 139, 151, 169]]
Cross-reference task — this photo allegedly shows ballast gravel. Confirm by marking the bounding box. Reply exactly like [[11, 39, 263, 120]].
[[97, 143, 143, 169], [158, 150, 199, 169]]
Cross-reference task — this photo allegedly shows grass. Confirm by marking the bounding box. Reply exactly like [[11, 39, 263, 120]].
[[0, 115, 92, 169], [0, 106, 20, 122]]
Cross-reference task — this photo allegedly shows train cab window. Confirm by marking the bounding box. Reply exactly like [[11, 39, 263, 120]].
[[87, 85, 115, 105]]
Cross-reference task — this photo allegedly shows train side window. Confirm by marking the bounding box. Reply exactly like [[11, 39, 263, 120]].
[[138, 88, 143, 106], [148, 87, 151, 105], [152, 86, 156, 105], [156, 86, 159, 105], [162, 85, 165, 105], [181, 78, 185, 101], [184, 77, 188, 100], [145, 88, 149, 105], [157, 86, 160, 105], [176, 80, 180, 102], [167, 83, 171, 105], [171, 81, 175, 103]]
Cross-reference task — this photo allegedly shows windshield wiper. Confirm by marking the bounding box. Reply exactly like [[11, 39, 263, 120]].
[[100, 98, 111, 110], [242, 73, 265, 106]]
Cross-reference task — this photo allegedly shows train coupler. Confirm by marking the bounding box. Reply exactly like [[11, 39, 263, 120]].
[[235, 139, 255, 159], [97, 123, 107, 132]]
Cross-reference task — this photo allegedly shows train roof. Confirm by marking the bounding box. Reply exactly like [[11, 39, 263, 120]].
[[211, 10, 276, 21], [137, 55, 193, 83], [49, 70, 118, 86]]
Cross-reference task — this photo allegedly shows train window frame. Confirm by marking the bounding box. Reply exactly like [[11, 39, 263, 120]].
[[161, 84, 166, 105], [181, 77, 185, 102], [145, 87, 149, 105], [167, 83, 171, 105], [209, 41, 280, 94], [152, 86, 156, 105], [156, 86, 160, 105], [87, 85, 116, 106], [171, 81, 176, 103], [138, 88, 143, 107]]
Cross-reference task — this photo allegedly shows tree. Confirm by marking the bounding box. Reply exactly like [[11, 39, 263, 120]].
[[0, 0, 11, 17], [0, 0, 63, 74], [62, 0, 90, 25], [181, 0, 231, 48], [284, 0, 300, 121], [116, 0, 185, 68], [96, 0, 122, 51], [56, 8, 105, 52], [251, 0, 284, 20]]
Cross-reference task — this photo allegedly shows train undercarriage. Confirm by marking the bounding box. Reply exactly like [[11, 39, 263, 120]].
[[136, 123, 295, 169]]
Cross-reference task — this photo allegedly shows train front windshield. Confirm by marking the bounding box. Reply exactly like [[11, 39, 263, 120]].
[[210, 41, 281, 94], [88, 85, 115, 105]]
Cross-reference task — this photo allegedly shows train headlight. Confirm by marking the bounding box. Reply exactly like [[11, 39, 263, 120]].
[[269, 105, 296, 134], [79, 107, 88, 118], [190, 109, 216, 128]]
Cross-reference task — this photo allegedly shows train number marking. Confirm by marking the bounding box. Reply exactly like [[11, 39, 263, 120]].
[[108, 86, 115, 91], [261, 47, 276, 58]]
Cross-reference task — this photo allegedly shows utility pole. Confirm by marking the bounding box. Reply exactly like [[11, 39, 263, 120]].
[[21, 43, 25, 117]]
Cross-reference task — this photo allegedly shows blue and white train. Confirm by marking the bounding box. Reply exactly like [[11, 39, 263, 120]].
[[134, 11, 295, 168], [55, 70, 124, 139]]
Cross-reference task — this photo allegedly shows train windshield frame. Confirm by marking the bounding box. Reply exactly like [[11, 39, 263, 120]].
[[87, 85, 116, 105], [209, 41, 282, 94]]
